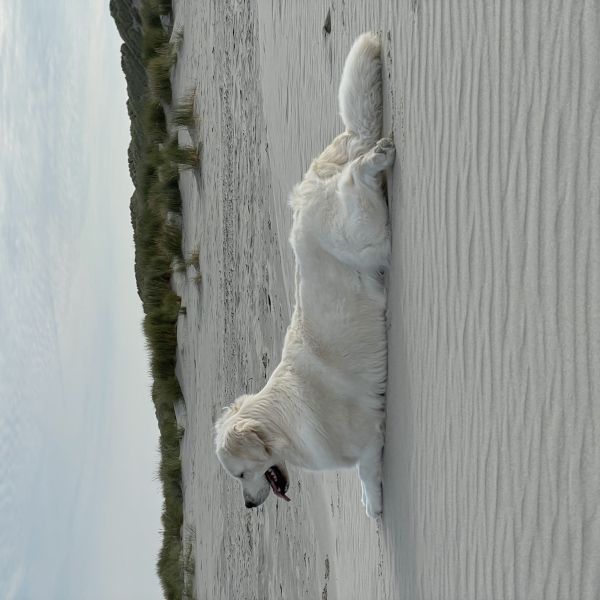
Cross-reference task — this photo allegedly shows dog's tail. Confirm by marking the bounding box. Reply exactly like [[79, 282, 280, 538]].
[[338, 32, 383, 145]]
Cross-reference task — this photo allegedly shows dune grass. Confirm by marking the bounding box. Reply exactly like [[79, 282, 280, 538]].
[[143, 100, 168, 144], [172, 93, 197, 129], [112, 0, 200, 597], [142, 26, 170, 61], [164, 137, 200, 169], [163, 221, 184, 259], [148, 177, 182, 215], [140, 1, 169, 61], [157, 0, 173, 14], [186, 249, 200, 269], [182, 532, 196, 600], [147, 51, 176, 103]]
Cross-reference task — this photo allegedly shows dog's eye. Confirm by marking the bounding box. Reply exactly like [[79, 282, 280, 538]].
[[239, 472, 245, 479]]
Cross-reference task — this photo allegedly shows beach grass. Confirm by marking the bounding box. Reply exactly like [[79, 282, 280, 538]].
[[164, 183, 182, 213], [164, 137, 200, 169], [157, 157, 180, 186], [147, 52, 176, 103], [157, 0, 173, 15], [183, 537, 196, 599], [142, 25, 170, 61], [172, 93, 197, 129], [162, 221, 184, 259], [146, 25, 181, 103], [143, 100, 168, 144], [186, 249, 200, 269], [111, 0, 200, 597], [140, 1, 169, 60], [148, 177, 182, 215]]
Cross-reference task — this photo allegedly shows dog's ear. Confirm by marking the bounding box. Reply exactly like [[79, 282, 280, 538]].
[[232, 418, 272, 457], [214, 395, 249, 428], [222, 395, 249, 417]]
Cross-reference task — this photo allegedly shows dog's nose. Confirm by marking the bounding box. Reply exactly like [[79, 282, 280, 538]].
[[245, 500, 257, 509]]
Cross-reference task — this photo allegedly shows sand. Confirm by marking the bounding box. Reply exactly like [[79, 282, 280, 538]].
[[171, 1, 600, 598]]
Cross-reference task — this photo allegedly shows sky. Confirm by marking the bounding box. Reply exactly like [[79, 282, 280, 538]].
[[0, 1, 163, 598]]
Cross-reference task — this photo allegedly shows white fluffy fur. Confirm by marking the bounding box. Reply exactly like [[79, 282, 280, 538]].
[[215, 32, 394, 519]]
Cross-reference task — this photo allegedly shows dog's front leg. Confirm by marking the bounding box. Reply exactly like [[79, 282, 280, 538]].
[[358, 437, 384, 518]]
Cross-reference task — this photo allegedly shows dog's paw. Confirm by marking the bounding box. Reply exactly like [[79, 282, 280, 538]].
[[374, 137, 395, 165], [363, 485, 383, 519], [364, 138, 395, 172], [365, 495, 383, 519], [374, 137, 395, 154]]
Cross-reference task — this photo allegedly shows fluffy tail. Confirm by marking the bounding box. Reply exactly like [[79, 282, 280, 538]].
[[338, 32, 383, 144]]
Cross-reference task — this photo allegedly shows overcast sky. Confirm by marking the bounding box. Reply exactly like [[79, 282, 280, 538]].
[[0, 1, 163, 598]]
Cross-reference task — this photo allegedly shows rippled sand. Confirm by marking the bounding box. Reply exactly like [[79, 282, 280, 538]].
[[171, 1, 600, 598]]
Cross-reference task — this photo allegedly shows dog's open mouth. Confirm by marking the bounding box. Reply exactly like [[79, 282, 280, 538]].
[[265, 465, 290, 501]]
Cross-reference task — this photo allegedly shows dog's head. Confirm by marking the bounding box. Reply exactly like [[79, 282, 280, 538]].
[[214, 395, 290, 508]]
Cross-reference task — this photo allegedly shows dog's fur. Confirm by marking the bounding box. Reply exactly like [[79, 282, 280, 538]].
[[214, 32, 394, 518]]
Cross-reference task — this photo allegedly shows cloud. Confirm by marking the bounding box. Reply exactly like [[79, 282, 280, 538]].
[[0, 1, 162, 598]]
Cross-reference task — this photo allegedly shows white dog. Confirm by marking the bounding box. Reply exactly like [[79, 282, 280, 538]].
[[215, 32, 394, 519]]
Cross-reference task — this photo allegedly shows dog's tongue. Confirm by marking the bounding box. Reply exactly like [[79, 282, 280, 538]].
[[265, 467, 291, 502], [271, 486, 291, 502]]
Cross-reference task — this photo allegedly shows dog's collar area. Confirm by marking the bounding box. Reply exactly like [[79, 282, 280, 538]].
[[265, 466, 291, 502]]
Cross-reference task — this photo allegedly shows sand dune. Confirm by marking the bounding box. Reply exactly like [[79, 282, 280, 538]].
[[172, 1, 600, 598]]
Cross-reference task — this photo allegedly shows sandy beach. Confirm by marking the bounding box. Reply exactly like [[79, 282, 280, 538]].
[[171, 1, 600, 598]]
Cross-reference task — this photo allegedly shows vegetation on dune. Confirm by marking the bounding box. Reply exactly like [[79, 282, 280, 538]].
[[164, 137, 200, 169], [182, 529, 196, 600], [147, 51, 177, 103], [172, 93, 197, 129], [143, 100, 168, 144], [110, 0, 199, 597], [157, 0, 174, 15], [142, 25, 171, 61], [186, 249, 200, 269]]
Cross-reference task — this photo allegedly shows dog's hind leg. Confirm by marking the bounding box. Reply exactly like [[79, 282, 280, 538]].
[[355, 137, 396, 177], [310, 132, 353, 179], [322, 137, 394, 271], [358, 433, 384, 518]]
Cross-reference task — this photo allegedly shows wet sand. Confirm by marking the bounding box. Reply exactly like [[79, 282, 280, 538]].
[[171, 1, 600, 598]]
